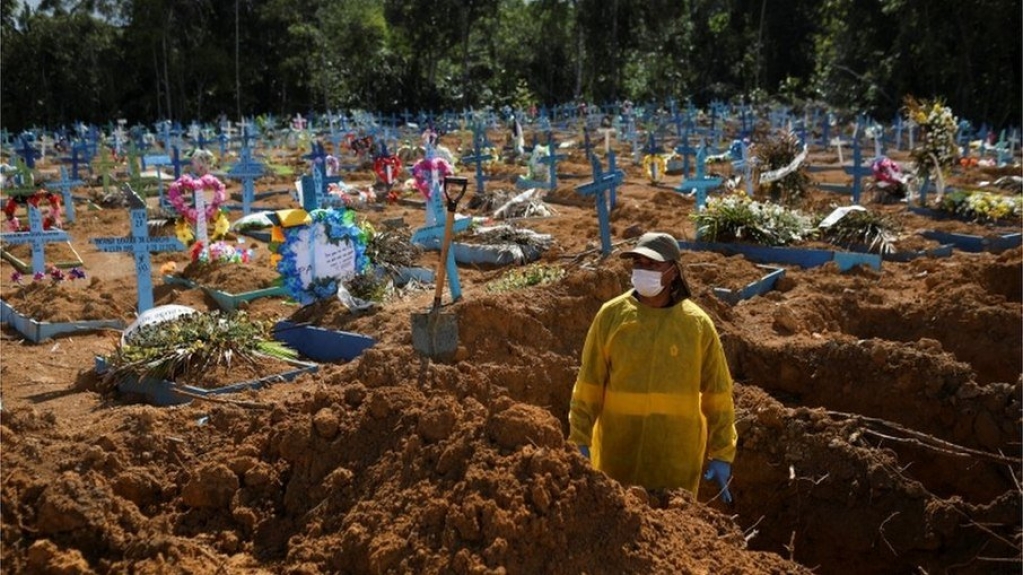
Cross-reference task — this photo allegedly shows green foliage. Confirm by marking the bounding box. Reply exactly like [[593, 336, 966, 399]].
[[691, 192, 817, 247], [0, 0, 1019, 130], [486, 263, 566, 293], [104, 310, 298, 388], [344, 271, 389, 302]]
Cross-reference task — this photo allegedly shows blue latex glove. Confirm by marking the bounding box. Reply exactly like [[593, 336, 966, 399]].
[[578, 445, 590, 460], [703, 460, 733, 504]]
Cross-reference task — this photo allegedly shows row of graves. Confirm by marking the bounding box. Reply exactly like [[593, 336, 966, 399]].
[[1, 98, 1020, 404]]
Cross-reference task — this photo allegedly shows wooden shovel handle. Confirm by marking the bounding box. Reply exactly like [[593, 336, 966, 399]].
[[432, 207, 456, 309]]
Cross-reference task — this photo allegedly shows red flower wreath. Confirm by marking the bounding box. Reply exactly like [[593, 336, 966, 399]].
[[374, 156, 403, 185], [4, 189, 63, 231], [167, 174, 226, 224]]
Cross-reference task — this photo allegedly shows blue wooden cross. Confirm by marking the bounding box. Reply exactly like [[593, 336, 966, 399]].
[[303, 140, 329, 174], [731, 140, 754, 197], [1, 206, 70, 274], [61, 142, 88, 179], [226, 143, 266, 215], [15, 137, 40, 170], [674, 132, 698, 177], [808, 136, 870, 204], [676, 142, 724, 210], [460, 123, 493, 194], [156, 121, 173, 153], [574, 151, 624, 256], [892, 115, 904, 151], [91, 186, 184, 313], [540, 133, 568, 189], [299, 150, 343, 212], [582, 127, 594, 160], [740, 105, 754, 138], [44, 167, 84, 224]]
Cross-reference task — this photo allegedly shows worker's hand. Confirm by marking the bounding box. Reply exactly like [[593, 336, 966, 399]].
[[578, 445, 590, 460], [703, 460, 733, 504]]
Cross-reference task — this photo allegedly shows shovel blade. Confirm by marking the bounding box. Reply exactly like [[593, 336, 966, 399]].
[[411, 311, 459, 362]]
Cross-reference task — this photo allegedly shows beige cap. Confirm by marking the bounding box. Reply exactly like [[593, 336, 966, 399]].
[[620, 232, 681, 262]]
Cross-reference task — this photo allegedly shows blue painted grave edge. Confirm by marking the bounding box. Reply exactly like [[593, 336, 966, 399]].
[[919, 231, 1022, 254], [1, 299, 125, 343], [711, 266, 786, 306]]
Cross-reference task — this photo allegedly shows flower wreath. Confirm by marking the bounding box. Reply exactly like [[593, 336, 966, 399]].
[[642, 154, 667, 183], [374, 156, 403, 185], [168, 174, 226, 225], [275, 208, 370, 306], [411, 157, 453, 199], [4, 190, 63, 231]]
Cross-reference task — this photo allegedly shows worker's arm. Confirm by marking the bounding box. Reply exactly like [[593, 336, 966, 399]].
[[700, 319, 737, 463]]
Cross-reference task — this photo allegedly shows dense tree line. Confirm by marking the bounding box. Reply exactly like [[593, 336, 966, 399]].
[[1, 0, 1019, 132]]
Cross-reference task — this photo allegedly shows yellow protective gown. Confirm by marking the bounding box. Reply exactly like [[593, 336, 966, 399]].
[[569, 292, 737, 494]]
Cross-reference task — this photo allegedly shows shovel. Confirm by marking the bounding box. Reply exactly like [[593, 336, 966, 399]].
[[411, 175, 468, 362]]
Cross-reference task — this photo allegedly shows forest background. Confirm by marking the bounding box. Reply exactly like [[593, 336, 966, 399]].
[[1, 0, 1020, 133]]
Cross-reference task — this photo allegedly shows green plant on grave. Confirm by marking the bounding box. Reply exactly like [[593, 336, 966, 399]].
[[936, 190, 1022, 223], [361, 222, 422, 275], [103, 310, 298, 389], [691, 191, 817, 247], [487, 263, 566, 293], [343, 271, 389, 302], [754, 130, 812, 205], [819, 210, 900, 255]]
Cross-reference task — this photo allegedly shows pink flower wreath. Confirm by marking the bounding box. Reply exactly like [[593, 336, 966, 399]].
[[167, 174, 226, 224], [411, 157, 453, 199]]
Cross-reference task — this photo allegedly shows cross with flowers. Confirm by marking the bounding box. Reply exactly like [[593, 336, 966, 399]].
[[1, 204, 71, 274]]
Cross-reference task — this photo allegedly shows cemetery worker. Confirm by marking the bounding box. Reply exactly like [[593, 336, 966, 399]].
[[568, 232, 737, 502]]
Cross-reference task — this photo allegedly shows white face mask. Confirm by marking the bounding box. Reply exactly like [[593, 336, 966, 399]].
[[631, 268, 666, 298]]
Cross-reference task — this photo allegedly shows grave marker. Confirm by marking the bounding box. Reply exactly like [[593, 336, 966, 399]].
[[731, 140, 754, 197], [226, 144, 266, 215], [676, 141, 724, 210], [0, 205, 70, 274], [807, 136, 870, 204], [44, 167, 84, 224], [15, 137, 40, 170], [574, 151, 624, 256], [91, 186, 185, 313], [460, 124, 493, 194], [673, 132, 698, 177]]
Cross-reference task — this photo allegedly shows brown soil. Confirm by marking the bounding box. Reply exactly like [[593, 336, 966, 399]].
[[2, 126, 1021, 575]]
